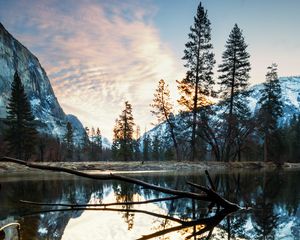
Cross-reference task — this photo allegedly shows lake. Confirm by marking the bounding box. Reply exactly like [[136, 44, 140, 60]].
[[0, 168, 299, 239]]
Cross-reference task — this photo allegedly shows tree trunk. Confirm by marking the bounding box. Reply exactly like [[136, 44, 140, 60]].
[[264, 134, 268, 162]]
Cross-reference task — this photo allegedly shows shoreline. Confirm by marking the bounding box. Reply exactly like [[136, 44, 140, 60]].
[[1, 160, 300, 174]]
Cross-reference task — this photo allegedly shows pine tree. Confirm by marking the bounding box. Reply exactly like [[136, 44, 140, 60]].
[[218, 24, 251, 162], [89, 126, 97, 160], [151, 79, 179, 160], [152, 135, 161, 161], [112, 101, 135, 161], [4, 71, 37, 160], [64, 121, 74, 160], [177, 2, 215, 161], [257, 64, 283, 162], [288, 116, 300, 162], [95, 127, 103, 161], [81, 127, 90, 149], [143, 133, 151, 162]]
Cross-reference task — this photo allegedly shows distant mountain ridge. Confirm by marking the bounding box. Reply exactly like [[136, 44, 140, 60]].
[[0, 22, 85, 141], [145, 76, 300, 142]]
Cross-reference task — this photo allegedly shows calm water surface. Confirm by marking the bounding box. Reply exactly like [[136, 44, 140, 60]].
[[0, 169, 299, 239]]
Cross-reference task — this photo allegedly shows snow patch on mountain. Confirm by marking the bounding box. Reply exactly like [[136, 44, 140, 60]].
[[146, 77, 300, 141], [248, 77, 300, 125]]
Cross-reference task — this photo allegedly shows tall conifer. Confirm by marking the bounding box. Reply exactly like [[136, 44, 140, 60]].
[[257, 64, 283, 162], [112, 101, 135, 161], [218, 24, 251, 161], [5, 71, 37, 160], [95, 127, 103, 161], [177, 2, 215, 161]]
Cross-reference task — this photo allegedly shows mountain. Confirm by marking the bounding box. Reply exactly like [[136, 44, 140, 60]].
[[248, 76, 300, 125], [145, 77, 300, 142], [0, 23, 85, 141]]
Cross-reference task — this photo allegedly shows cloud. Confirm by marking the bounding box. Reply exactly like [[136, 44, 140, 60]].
[[0, 0, 184, 139]]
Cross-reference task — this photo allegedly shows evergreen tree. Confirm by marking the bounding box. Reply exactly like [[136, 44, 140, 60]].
[[89, 126, 97, 160], [75, 143, 81, 161], [152, 135, 161, 161], [257, 64, 283, 162], [64, 121, 74, 160], [218, 24, 251, 162], [112, 101, 135, 161], [81, 127, 90, 149], [288, 116, 300, 162], [95, 127, 103, 161], [79, 126, 90, 160], [177, 2, 215, 161], [151, 79, 179, 160], [4, 71, 37, 160], [143, 133, 151, 162]]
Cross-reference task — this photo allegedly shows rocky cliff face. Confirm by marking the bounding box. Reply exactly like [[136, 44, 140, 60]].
[[0, 23, 85, 140]]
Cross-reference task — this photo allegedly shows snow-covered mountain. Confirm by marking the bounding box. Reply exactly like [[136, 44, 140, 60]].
[[248, 76, 300, 125], [145, 77, 300, 141], [0, 23, 85, 141]]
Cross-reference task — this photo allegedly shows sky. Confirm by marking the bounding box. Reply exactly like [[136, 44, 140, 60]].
[[0, 0, 299, 140]]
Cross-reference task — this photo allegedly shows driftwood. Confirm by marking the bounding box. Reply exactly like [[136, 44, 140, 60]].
[[1, 156, 242, 239]]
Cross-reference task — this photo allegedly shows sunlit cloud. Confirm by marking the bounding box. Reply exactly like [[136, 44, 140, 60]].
[[0, 0, 184, 139]]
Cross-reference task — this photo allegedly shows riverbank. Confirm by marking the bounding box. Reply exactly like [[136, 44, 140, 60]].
[[1, 160, 300, 173]]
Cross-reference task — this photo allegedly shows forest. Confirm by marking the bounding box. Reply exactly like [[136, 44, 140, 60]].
[[1, 2, 300, 164]]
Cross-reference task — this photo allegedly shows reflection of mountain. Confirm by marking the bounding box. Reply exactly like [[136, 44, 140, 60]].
[[0, 174, 105, 239], [0, 170, 299, 239]]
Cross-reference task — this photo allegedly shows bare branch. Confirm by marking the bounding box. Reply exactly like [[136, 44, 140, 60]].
[[20, 196, 182, 208]]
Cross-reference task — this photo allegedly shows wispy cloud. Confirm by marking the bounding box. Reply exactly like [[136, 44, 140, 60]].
[[0, 0, 184, 139]]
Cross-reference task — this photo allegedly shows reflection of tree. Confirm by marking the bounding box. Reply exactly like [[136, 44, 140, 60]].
[[225, 212, 248, 239], [137, 208, 236, 240], [252, 202, 278, 240], [216, 172, 252, 239], [227, 173, 249, 239], [0, 174, 104, 239], [251, 172, 280, 240], [113, 182, 138, 230]]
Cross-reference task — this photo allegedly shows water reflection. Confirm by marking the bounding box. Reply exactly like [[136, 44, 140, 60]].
[[0, 170, 299, 239]]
